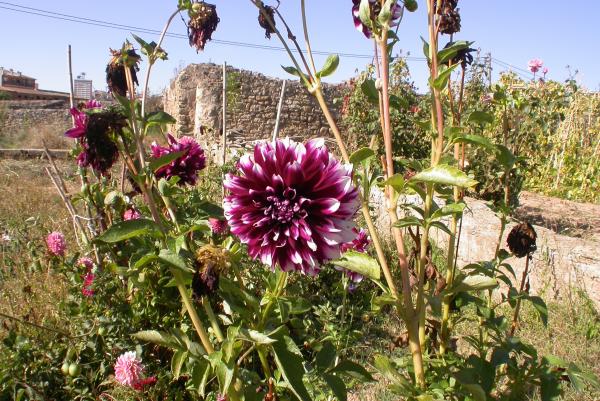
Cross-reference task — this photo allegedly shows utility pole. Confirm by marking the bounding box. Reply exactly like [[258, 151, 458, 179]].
[[485, 53, 492, 88]]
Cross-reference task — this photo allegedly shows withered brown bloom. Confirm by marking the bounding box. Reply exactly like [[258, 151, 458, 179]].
[[192, 244, 230, 298], [106, 45, 141, 97], [257, 3, 276, 39], [507, 222, 537, 258], [435, 0, 461, 35], [187, 1, 220, 52]]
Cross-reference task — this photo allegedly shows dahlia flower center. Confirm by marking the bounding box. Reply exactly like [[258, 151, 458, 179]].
[[266, 188, 305, 224]]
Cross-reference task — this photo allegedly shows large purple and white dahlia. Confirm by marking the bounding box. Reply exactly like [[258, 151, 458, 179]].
[[224, 138, 360, 276]]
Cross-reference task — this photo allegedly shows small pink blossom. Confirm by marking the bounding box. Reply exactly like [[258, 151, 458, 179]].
[[217, 394, 227, 401], [46, 231, 66, 256], [542, 67, 549, 76], [123, 208, 141, 221], [82, 271, 95, 297], [208, 218, 229, 235], [114, 351, 144, 388], [528, 58, 544, 74], [78, 257, 94, 270]]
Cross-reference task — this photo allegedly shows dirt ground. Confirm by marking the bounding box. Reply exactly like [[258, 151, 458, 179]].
[[515, 191, 600, 241]]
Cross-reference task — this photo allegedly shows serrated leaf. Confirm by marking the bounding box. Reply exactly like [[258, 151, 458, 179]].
[[95, 219, 163, 243], [332, 251, 380, 280], [412, 164, 478, 188], [349, 147, 375, 164], [317, 55, 340, 78]]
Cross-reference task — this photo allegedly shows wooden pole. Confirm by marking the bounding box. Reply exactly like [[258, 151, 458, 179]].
[[68, 45, 75, 115], [221, 62, 227, 165], [272, 80, 287, 141]]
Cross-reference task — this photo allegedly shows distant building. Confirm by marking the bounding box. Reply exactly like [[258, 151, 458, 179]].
[[0, 67, 71, 100], [74, 73, 93, 100]]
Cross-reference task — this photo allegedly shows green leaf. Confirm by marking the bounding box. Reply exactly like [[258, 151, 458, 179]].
[[460, 383, 487, 401], [238, 329, 276, 345], [430, 221, 452, 235], [316, 342, 337, 370], [191, 359, 211, 397], [282, 65, 308, 83], [132, 330, 179, 349], [171, 350, 188, 377], [271, 335, 312, 401], [467, 111, 494, 126], [384, 174, 406, 193], [431, 202, 466, 220], [437, 40, 474, 65], [149, 150, 185, 172], [451, 134, 495, 151], [527, 295, 548, 327], [324, 374, 347, 401], [566, 363, 600, 390], [330, 360, 374, 382], [147, 111, 177, 125], [349, 147, 375, 164], [317, 55, 340, 78], [412, 164, 478, 188], [392, 216, 423, 229], [132, 253, 159, 270], [377, 0, 397, 25], [390, 94, 409, 110], [95, 219, 163, 243], [358, 0, 374, 31], [540, 373, 561, 401], [495, 145, 516, 171], [158, 249, 193, 273], [431, 64, 459, 90], [445, 274, 498, 295], [360, 79, 379, 103], [197, 201, 225, 219], [332, 251, 380, 280], [404, 0, 418, 12], [373, 355, 412, 390]]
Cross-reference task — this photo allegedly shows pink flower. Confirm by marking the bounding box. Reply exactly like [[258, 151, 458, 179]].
[[123, 208, 141, 221], [217, 394, 227, 401], [46, 231, 66, 256], [209, 217, 229, 235], [337, 228, 371, 288], [64, 101, 102, 139], [150, 134, 206, 186], [78, 257, 94, 270], [224, 138, 360, 276], [542, 67, 549, 76], [528, 58, 544, 74], [114, 351, 144, 388], [82, 271, 95, 297]]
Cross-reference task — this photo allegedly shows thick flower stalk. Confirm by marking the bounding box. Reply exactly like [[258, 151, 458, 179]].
[[46, 231, 66, 256], [224, 138, 360, 275], [150, 134, 206, 186]]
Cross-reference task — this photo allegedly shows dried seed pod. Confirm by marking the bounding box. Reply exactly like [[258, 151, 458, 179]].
[[507, 222, 537, 258], [187, 1, 220, 52]]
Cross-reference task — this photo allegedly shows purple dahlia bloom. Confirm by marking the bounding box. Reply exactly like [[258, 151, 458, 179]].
[[337, 227, 371, 288], [224, 138, 360, 276], [150, 134, 206, 186]]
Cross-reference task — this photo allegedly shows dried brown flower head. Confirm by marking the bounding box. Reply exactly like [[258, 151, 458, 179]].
[[106, 45, 141, 97], [435, 0, 461, 35], [192, 244, 230, 298], [258, 3, 276, 39], [187, 1, 220, 52], [507, 222, 537, 258]]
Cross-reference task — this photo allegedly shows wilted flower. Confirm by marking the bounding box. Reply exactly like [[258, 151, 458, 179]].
[[82, 271, 95, 297], [435, 0, 461, 35], [123, 208, 141, 221], [78, 109, 124, 174], [65, 101, 102, 139], [224, 138, 360, 275], [77, 256, 94, 270], [114, 351, 144, 388], [507, 222, 537, 258], [106, 44, 141, 97], [46, 231, 66, 256], [150, 134, 206, 186], [352, 0, 402, 38], [208, 217, 229, 235], [528, 59, 544, 74], [192, 244, 229, 298], [257, 1, 276, 39], [444, 41, 475, 67], [187, 1, 220, 52]]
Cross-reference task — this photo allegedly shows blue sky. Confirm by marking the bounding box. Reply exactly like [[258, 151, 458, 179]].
[[0, 1, 598, 94]]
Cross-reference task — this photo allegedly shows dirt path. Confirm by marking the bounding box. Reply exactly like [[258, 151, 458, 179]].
[[515, 191, 600, 241]]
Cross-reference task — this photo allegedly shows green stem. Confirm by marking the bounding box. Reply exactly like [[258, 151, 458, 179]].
[[202, 297, 224, 342], [416, 186, 433, 349], [509, 256, 530, 337]]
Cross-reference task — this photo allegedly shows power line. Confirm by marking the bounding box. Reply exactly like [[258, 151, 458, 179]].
[[0, 1, 531, 76]]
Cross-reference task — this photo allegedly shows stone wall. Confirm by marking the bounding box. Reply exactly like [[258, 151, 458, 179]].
[[372, 189, 600, 309], [163, 63, 345, 153], [0, 100, 71, 141]]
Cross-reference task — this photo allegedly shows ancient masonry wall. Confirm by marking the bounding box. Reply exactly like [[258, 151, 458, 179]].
[[163, 63, 346, 152], [0, 100, 71, 139]]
